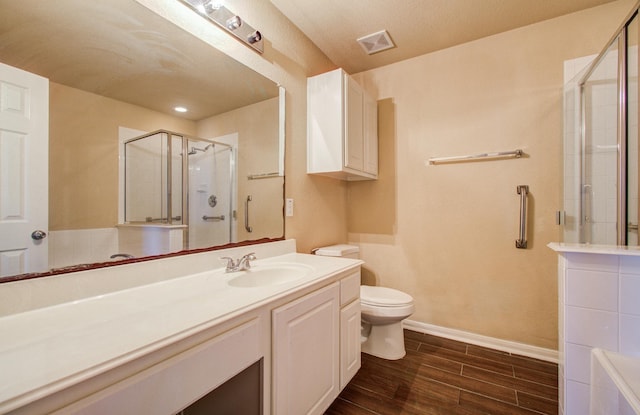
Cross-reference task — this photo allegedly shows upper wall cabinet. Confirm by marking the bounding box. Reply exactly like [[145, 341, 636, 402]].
[[307, 68, 378, 180]]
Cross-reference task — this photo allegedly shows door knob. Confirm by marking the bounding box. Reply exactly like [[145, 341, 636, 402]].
[[31, 230, 47, 240]]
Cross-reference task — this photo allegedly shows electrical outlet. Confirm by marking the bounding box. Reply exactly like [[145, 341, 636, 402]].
[[285, 198, 294, 217]]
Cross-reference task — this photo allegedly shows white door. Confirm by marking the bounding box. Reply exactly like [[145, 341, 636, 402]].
[[0, 62, 49, 278]]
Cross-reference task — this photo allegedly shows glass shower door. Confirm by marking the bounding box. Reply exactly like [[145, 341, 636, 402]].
[[579, 36, 621, 244], [187, 139, 234, 250]]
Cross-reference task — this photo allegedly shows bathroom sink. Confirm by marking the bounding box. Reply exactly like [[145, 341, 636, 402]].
[[227, 263, 313, 287]]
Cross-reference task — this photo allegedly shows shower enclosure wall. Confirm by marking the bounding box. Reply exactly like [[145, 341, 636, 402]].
[[122, 130, 235, 255], [563, 8, 639, 246]]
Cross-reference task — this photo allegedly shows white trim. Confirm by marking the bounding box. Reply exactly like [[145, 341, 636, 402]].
[[403, 319, 558, 364]]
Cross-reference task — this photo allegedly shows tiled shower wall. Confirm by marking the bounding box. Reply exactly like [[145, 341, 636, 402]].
[[557, 250, 640, 415]]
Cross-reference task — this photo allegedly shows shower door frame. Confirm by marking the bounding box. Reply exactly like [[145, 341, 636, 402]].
[[577, 6, 638, 245], [122, 130, 235, 251]]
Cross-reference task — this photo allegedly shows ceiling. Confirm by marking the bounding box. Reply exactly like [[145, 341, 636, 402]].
[[270, 0, 619, 74]]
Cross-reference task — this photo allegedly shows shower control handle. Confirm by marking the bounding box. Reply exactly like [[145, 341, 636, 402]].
[[31, 230, 47, 240]]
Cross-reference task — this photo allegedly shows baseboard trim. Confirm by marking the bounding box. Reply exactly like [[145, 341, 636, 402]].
[[403, 319, 558, 364]]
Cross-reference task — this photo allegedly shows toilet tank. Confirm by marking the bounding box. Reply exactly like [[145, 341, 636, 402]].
[[314, 244, 360, 259]]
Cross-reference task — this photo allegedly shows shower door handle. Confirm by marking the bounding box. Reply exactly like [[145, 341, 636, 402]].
[[516, 185, 529, 249], [245, 195, 253, 233]]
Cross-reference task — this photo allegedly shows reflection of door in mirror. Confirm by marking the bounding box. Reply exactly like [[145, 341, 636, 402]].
[[0, 63, 49, 277]]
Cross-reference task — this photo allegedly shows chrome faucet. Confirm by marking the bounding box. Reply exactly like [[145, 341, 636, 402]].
[[221, 252, 256, 272]]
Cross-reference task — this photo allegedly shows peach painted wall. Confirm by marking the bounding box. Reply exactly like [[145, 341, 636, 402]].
[[346, 0, 636, 349]]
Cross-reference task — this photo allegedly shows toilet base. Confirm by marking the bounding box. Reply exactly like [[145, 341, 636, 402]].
[[361, 321, 406, 360]]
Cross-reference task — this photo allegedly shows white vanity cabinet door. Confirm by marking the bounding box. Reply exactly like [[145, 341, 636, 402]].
[[272, 282, 340, 415], [340, 298, 361, 389]]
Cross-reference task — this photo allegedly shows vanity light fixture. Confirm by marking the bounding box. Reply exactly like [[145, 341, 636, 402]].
[[179, 0, 264, 53]]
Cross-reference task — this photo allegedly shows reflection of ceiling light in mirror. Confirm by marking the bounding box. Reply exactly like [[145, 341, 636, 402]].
[[174, 106, 188, 113]]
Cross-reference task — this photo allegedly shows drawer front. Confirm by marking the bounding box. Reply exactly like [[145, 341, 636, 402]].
[[340, 270, 361, 306]]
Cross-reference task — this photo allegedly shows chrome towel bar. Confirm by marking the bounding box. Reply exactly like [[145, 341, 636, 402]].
[[427, 149, 524, 165], [516, 185, 529, 249]]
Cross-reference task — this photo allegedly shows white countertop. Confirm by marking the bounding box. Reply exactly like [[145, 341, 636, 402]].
[[548, 242, 640, 256], [0, 252, 361, 413]]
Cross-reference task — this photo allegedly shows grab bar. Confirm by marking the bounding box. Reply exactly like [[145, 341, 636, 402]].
[[202, 215, 225, 221], [516, 185, 529, 249], [145, 215, 182, 223], [245, 195, 253, 233]]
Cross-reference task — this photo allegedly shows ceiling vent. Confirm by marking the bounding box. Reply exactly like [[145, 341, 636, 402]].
[[357, 30, 395, 55]]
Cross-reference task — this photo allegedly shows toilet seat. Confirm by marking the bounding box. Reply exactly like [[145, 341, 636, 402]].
[[360, 285, 413, 307]]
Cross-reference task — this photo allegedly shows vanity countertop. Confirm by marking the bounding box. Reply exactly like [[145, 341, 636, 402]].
[[0, 252, 362, 413]]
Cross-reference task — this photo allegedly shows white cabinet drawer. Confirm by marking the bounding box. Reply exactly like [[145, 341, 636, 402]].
[[340, 271, 360, 306]]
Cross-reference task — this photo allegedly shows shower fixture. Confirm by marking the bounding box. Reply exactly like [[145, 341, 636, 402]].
[[188, 143, 214, 155], [178, 0, 264, 53]]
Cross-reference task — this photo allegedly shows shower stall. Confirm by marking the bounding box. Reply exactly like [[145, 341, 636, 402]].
[[123, 130, 235, 253], [563, 5, 639, 245]]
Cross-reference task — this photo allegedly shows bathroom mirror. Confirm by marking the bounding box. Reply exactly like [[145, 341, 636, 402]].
[[0, 0, 284, 281]]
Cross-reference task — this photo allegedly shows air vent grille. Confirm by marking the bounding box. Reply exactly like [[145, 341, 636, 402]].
[[357, 30, 395, 55]]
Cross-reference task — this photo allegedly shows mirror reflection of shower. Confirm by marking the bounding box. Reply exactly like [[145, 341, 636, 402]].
[[121, 130, 236, 255], [187, 138, 235, 250]]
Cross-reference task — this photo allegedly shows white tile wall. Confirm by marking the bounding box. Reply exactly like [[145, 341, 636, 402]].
[[49, 228, 118, 269], [566, 380, 591, 415], [567, 269, 618, 311], [558, 250, 640, 414], [566, 306, 618, 350], [620, 314, 640, 356]]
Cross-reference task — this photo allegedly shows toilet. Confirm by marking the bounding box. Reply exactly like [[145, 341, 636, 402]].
[[314, 244, 415, 360]]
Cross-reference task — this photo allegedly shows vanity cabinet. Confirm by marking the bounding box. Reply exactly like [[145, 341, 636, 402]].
[[1, 242, 362, 415], [307, 68, 378, 180], [272, 270, 361, 415]]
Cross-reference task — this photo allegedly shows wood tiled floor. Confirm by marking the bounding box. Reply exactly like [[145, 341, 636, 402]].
[[326, 330, 558, 415]]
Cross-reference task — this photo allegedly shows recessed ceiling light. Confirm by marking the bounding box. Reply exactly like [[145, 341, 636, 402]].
[[174, 106, 188, 113]]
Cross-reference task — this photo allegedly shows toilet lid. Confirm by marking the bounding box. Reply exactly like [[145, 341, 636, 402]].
[[360, 285, 413, 307]]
